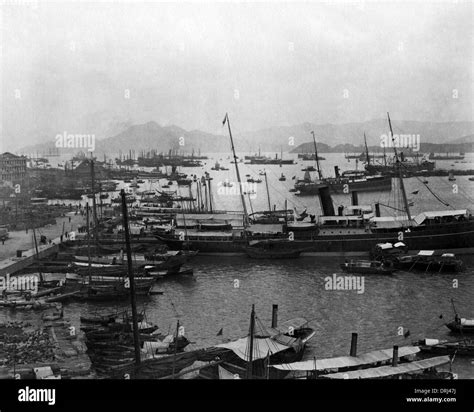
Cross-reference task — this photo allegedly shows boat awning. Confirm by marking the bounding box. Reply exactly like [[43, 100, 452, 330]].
[[272, 346, 420, 371], [376, 243, 393, 250], [417, 250, 434, 256], [461, 318, 474, 326], [413, 209, 468, 225], [321, 355, 450, 379], [216, 337, 290, 362], [370, 216, 412, 228], [394, 242, 406, 248]]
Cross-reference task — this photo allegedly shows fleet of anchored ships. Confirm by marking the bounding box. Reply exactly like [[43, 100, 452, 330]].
[[1, 113, 473, 380]]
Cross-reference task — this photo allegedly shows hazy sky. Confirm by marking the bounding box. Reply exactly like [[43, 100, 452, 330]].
[[1, 0, 472, 151]]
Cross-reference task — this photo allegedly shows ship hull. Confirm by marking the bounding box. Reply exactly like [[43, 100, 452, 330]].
[[156, 221, 474, 256]]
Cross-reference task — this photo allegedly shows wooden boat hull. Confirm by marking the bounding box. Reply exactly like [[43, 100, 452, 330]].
[[445, 322, 474, 334], [244, 248, 303, 259], [340, 263, 395, 275]]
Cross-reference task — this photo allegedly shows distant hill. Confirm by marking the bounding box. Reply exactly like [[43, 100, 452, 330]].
[[16, 119, 473, 156], [450, 134, 474, 144], [291, 142, 474, 154]]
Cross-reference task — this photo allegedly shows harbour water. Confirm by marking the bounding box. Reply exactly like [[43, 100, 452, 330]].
[[1, 151, 473, 378]]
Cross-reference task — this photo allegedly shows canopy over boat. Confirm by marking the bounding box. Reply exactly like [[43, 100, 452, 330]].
[[418, 250, 435, 256], [272, 346, 420, 371], [321, 355, 450, 379], [216, 337, 290, 362], [461, 318, 474, 326], [370, 216, 412, 229], [376, 242, 394, 250], [413, 209, 469, 225], [374, 242, 406, 251]]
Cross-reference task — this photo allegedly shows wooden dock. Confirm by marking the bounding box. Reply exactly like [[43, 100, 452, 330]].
[[0, 240, 60, 277]]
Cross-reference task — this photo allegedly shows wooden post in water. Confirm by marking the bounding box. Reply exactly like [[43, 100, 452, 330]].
[[392, 345, 399, 367], [271, 304, 278, 328], [121, 189, 141, 366], [350, 333, 358, 357]]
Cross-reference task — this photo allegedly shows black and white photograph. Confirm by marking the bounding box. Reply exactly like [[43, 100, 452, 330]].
[[0, 0, 473, 408]]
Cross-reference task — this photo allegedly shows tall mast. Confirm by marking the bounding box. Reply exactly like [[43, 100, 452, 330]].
[[223, 113, 249, 226], [387, 113, 411, 221], [364, 133, 370, 167], [120, 189, 141, 365], [311, 131, 322, 180], [89, 158, 98, 240], [32, 224, 43, 285], [264, 171, 271, 212], [86, 204, 91, 284], [246, 304, 255, 379]]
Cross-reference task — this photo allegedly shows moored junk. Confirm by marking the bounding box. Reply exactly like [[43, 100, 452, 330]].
[[394, 251, 463, 273], [340, 259, 395, 275], [199, 305, 315, 379], [82, 314, 191, 375]]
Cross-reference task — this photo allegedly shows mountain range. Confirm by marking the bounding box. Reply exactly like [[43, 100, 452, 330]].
[[17, 119, 473, 156]]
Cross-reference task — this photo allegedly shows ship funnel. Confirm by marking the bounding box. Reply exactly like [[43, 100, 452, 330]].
[[318, 186, 335, 216], [351, 191, 359, 206], [375, 203, 381, 217], [334, 166, 340, 178]]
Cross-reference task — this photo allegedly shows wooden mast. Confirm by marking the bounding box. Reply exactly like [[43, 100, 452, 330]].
[[364, 132, 370, 167], [120, 189, 141, 365], [86, 204, 91, 284], [89, 158, 98, 240], [31, 224, 43, 285], [223, 113, 249, 227], [264, 171, 271, 212], [387, 112, 411, 221], [311, 131, 322, 180]]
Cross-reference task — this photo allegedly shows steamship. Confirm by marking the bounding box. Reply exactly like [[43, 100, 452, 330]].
[[294, 167, 392, 195], [156, 114, 474, 256]]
